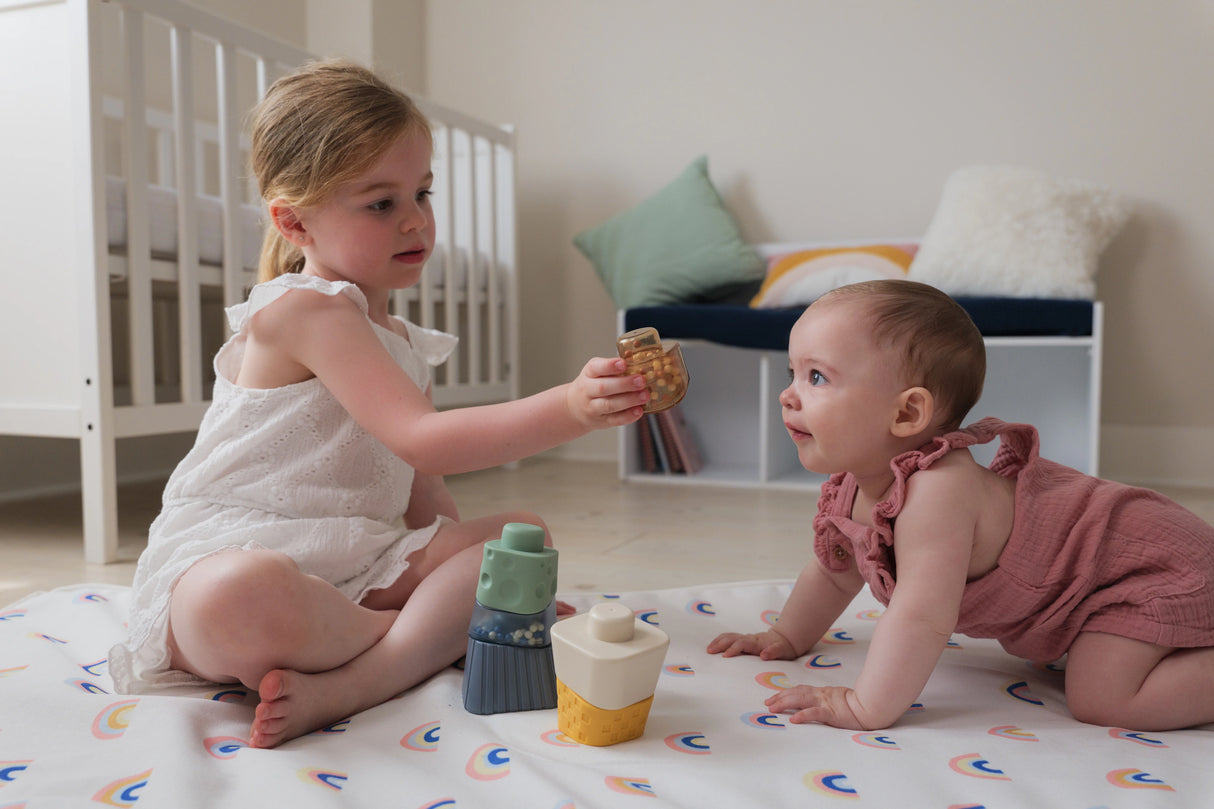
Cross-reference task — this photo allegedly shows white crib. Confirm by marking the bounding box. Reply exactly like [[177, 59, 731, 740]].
[[0, 0, 520, 563]]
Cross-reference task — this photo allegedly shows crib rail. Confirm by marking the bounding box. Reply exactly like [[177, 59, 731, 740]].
[[100, 0, 309, 427], [394, 112, 519, 407], [102, 0, 518, 413], [2, 0, 519, 563]]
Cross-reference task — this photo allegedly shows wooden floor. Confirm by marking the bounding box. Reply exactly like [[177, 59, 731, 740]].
[[4, 457, 1214, 608]]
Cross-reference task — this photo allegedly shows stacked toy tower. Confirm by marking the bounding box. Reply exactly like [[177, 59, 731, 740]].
[[461, 522, 559, 714]]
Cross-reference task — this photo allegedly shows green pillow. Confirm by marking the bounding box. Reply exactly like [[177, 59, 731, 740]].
[[574, 156, 765, 309]]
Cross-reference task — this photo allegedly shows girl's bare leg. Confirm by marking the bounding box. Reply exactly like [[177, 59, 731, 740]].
[[168, 549, 398, 689], [1064, 631, 1214, 730], [246, 511, 546, 748]]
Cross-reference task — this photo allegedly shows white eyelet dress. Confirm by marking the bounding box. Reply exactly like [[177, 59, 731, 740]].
[[109, 274, 458, 693]]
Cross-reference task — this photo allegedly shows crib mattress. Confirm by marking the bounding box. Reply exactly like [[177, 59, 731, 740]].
[[626, 298, 1095, 352], [2, 579, 1209, 807], [105, 176, 264, 273]]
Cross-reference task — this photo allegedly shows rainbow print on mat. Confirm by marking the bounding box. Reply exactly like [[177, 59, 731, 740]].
[[1002, 680, 1043, 705], [1107, 768, 1174, 791], [297, 768, 347, 791], [401, 721, 441, 752], [465, 743, 510, 780], [852, 732, 900, 750], [91, 700, 138, 740], [740, 712, 786, 729], [804, 770, 859, 799], [1109, 728, 1168, 748], [204, 737, 249, 760], [949, 753, 1011, 781], [92, 769, 152, 806], [987, 725, 1038, 742], [664, 732, 710, 755], [754, 671, 791, 690], [604, 776, 655, 796]]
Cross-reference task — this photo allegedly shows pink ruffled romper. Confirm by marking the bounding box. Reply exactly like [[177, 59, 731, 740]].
[[814, 417, 1214, 662]]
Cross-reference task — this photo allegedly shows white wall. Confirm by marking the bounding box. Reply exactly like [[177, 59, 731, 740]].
[[6, 0, 1210, 498], [420, 0, 1214, 485], [304, 0, 425, 92]]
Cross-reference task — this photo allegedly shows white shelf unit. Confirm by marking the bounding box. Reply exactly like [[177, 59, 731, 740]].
[[618, 303, 1103, 491]]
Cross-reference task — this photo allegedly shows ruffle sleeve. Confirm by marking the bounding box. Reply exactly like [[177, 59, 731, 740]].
[[403, 320, 458, 367], [226, 274, 367, 332]]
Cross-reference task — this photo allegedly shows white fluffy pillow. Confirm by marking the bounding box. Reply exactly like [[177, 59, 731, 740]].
[[908, 166, 1130, 299]]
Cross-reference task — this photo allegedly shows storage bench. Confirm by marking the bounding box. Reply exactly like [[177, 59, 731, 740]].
[[618, 297, 1102, 490]]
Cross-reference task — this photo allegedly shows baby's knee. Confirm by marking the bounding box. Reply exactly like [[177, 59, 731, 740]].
[[1066, 684, 1131, 727]]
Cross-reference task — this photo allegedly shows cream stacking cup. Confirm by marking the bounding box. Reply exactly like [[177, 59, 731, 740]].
[[551, 602, 670, 746]]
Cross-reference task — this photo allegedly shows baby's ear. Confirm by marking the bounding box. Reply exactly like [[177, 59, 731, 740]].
[[891, 387, 934, 438], [268, 200, 310, 246]]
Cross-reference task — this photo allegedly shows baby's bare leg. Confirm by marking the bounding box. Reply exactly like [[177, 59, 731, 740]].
[[1065, 631, 1214, 730], [249, 512, 546, 748]]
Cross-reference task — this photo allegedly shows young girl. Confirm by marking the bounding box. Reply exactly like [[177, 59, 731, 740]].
[[109, 60, 649, 749], [708, 279, 1214, 732]]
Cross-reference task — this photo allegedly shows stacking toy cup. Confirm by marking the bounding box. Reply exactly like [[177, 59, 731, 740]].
[[617, 327, 689, 413], [551, 602, 670, 746], [461, 522, 559, 714]]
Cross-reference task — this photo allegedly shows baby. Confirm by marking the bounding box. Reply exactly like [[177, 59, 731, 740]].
[[709, 279, 1214, 732]]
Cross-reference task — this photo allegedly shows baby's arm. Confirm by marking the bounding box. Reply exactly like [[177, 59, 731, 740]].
[[767, 465, 979, 730], [708, 556, 863, 660], [250, 289, 647, 475]]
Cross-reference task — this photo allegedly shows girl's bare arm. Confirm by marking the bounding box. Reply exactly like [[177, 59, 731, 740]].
[[245, 288, 647, 475]]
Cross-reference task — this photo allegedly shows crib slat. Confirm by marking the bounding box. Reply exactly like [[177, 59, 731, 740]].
[[495, 132, 520, 402], [216, 41, 243, 315], [466, 135, 481, 387], [73, 0, 120, 564], [440, 126, 458, 380], [119, 7, 156, 407], [485, 141, 501, 385], [171, 24, 203, 404]]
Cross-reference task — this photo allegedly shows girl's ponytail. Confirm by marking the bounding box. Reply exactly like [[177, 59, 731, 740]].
[[257, 226, 304, 283]]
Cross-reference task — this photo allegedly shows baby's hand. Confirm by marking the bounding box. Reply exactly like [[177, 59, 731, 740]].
[[707, 629, 798, 660], [566, 357, 647, 429], [764, 685, 873, 731]]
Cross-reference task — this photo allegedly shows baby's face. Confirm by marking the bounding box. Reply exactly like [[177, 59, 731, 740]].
[[779, 300, 908, 477]]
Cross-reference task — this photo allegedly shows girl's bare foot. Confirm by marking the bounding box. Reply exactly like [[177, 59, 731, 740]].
[[250, 668, 351, 749]]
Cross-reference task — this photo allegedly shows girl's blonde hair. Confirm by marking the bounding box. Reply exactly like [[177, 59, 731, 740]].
[[817, 280, 986, 431], [250, 59, 432, 282]]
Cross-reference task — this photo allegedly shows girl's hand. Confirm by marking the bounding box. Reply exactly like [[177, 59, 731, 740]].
[[566, 357, 648, 429], [707, 629, 798, 660], [765, 685, 876, 730]]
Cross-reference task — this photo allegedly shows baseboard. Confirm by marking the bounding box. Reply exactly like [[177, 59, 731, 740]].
[[1100, 424, 1214, 489], [562, 423, 1214, 490], [0, 433, 194, 504], [0, 468, 176, 505]]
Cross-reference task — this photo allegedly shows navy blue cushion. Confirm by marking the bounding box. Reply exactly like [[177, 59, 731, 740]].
[[624, 298, 1094, 352]]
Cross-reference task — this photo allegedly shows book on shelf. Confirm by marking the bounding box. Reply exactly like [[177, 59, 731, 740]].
[[647, 413, 678, 473], [634, 404, 702, 475], [658, 404, 703, 474], [637, 413, 659, 473]]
